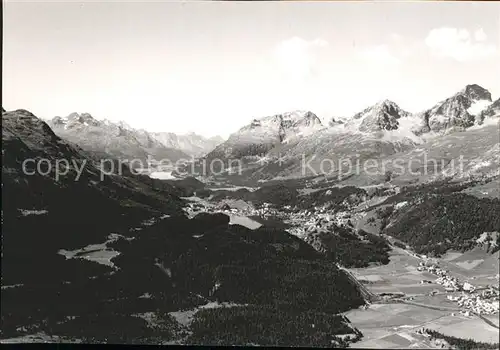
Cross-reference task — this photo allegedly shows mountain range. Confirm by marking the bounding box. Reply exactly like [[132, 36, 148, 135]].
[[5, 84, 498, 183], [150, 131, 224, 158], [2, 109, 184, 219], [415, 84, 493, 134], [206, 110, 323, 160], [1, 108, 368, 346], [47, 113, 224, 169], [2, 83, 499, 346], [199, 84, 499, 184]]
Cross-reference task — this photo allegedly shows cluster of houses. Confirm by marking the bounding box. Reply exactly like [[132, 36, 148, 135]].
[[217, 201, 280, 218], [185, 197, 366, 256], [414, 329, 451, 349], [417, 262, 462, 291], [285, 208, 362, 235], [417, 261, 499, 315], [183, 201, 210, 218], [186, 195, 500, 318], [447, 292, 499, 315]]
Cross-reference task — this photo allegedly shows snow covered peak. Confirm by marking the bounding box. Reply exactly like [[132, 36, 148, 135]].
[[347, 100, 411, 133], [417, 84, 493, 134], [51, 114, 142, 133], [55, 112, 100, 128], [245, 114, 283, 131], [468, 100, 492, 117], [460, 84, 492, 118], [461, 84, 491, 102], [478, 98, 500, 123], [51, 116, 66, 126], [374, 99, 398, 108], [116, 120, 134, 131], [207, 110, 323, 159], [236, 110, 323, 141], [281, 110, 322, 128], [281, 111, 324, 142], [463, 85, 493, 121], [151, 131, 224, 157]]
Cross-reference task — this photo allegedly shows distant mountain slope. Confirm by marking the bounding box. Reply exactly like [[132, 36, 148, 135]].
[[383, 191, 500, 256], [2, 108, 187, 290], [335, 119, 500, 188], [48, 113, 190, 168], [188, 84, 498, 185], [198, 103, 420, 182], [345, 100, 414, 133], [151, 131, 224, 157], [2, 108, 368, 346], [479, 98, 500, 122], [2, 109, 184, 234], [328, 117, 347, 127], [205, 110, 323, 160], [415, 84, 492, 134]]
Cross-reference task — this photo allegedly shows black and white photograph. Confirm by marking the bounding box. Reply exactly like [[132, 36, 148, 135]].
[[2, 0, 500, 347]]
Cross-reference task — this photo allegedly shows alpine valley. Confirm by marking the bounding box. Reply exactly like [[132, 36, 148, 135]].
[[2, 84, 499, 347]]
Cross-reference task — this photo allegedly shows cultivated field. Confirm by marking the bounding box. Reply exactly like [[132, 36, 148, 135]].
[[346, 247, 499, 348], [345, 303, 449, 348], [349, 248, 447, 296]]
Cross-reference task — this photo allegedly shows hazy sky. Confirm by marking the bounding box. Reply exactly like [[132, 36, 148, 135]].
[[3, 1, 500, 138]]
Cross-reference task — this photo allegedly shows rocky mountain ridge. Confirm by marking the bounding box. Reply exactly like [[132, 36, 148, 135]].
[[48, 113, 224, 168], [212, 84, 496, 152], [480, 98, 500, 121], [2, 106, 498, 346], [2, 108, 368, 346], [415, 84, 493, 135], [346, 99, 412, 132], [151, 131, 224, 157], [2, 109, 184, 217], [49, 113, 224, 161], [196, 84, 498, 182], [205, 110, 323, 160]]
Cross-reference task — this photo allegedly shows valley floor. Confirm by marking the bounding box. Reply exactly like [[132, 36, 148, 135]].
[[344, 247, 499, 348], [179, 189, 500, 348]]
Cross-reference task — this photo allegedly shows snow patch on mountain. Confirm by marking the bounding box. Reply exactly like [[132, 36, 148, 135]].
[[328, 116, 348, 127], [206, 110, 323, 159], [468, 116, 500, 131], [417, 84, 492, 134], [292, 123, 325, 143], [49, 113, 222, 159], [479, 98, 500, 122], [48, 113, 190, 166], [233, 115, 284, 145], [239, 110, 322, 143], [468, 99, 492, 116], [343, 100, 418, 138]]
